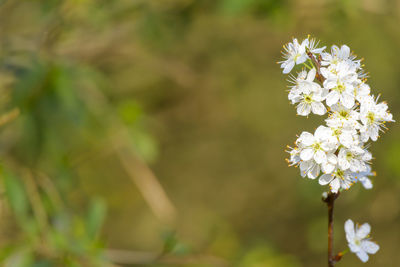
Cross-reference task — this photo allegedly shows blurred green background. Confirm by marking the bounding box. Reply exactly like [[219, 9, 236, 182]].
[[0, 0, 399, 266]]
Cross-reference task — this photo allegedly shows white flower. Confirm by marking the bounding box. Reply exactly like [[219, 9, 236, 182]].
[[296, 90, 327, 116], [321, 44, 360, 69], [288, 69, 322, 105], [305, 38, 326, 54], [319, 167, 354, 193], [300, 160, 320, 179], [280, 38, 308, 74], [321, 45, 351, 66], [338, 146, 371, 172], [297, 126, 337, 164], [321, 152, 338, 174], [359, 95, 394, 142], [349, 165, 375, 189], [288, 70, 308, 104], [293, 69, 328, 116], [326, 104, 360, 130], [286, 146, 321, 179], [345, 219, 379, 262], [286, 146, 301, 166], [322, 61, 358, 109], [330, 127, 360, 149], [354, 82, 371, 102]]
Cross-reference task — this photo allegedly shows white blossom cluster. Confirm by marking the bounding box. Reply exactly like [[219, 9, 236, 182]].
[[282, 37, 394, 193]]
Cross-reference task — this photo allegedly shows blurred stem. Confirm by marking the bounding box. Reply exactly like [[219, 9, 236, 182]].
[[36, 171, 65, 210], [0, 108, 19, 128], [323, 192, 340, 267], [23, 169, 49, 232], [79, 83, 177, 225]]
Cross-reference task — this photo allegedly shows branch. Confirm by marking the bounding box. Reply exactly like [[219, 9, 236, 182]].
[[307, 51, 324, 84], [323, 192, 340, 267]]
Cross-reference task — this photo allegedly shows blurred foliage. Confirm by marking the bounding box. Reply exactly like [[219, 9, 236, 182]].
[[0, 0, 398, 266]]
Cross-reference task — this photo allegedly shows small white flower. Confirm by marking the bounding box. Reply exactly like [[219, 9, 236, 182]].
[[321, 44, 360, 69], [300, 160, 320, 179], [296, 91, 327, 116], [321, 45, 351, 66], [318, 168, 354, 193], [338, 146, 371, 172], [354, 82, 371, 102], [280, 38, 308, 74], [349, 165, 375, 189], [297, 126, 337, 164], [305, 38, 326, 54], [288, 69, 323, 106], [330, 127, 360, 149], [288, 70, 308, 104], [326, 104, 360, 130], [359, 95, 394, 142], [345, 219, 379, 262], [322, 61, 358, 109], [287, 146, 301, 166]]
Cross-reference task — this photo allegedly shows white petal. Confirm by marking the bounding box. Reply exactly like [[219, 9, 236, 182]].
[[326, 91, 340, 106], [306, 68, 316, 81], [338, 149, 350, 170], [308, 163, 320, 179], [356, 223, 371, 239], [349, 243, 361, 253], [360, 177, 373, 189], [327, 153, 338, 164], [356, 250, 369, 263], [321, 162, 335, 174], [300, 148, 314, 161], [339, 132, 354, 148], [319, 174, 333, 185], [362, 152, 372, 161], [296, 54, 307, 64], [320, 67, 330, 78], [369, 125, 379, 141], [298, 132, 314, 146], [340, 45, 350, 59], [314, 150, 327, 164], [297, 102, 311, 116], [314, 125, 330, 140], [300, 161, 311, 177], [361, 240, 379, 254], [344, 219, 355, 242], [324, 78, 337, 89], [338, 157, 350, 170], [282, 61, 295, 74], [340, 93, 355, 109], [311, 102, 327, 115], [330, 178, 340, 193]]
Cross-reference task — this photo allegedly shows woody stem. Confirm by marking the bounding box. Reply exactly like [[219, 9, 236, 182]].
[[324, 192, 340, 267], [307, 51, 325, 84]]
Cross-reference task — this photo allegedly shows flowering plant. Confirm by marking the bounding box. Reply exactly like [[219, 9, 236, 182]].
[[281, 36, 392, 266]]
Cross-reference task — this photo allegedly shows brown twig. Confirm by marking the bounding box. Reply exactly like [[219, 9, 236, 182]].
[[323, 192, 340, 267], [307, 51, 325, 84]]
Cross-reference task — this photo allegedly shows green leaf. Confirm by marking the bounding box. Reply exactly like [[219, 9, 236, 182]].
[[3, 171, 29, 222], [86, 198, 107, 240]]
